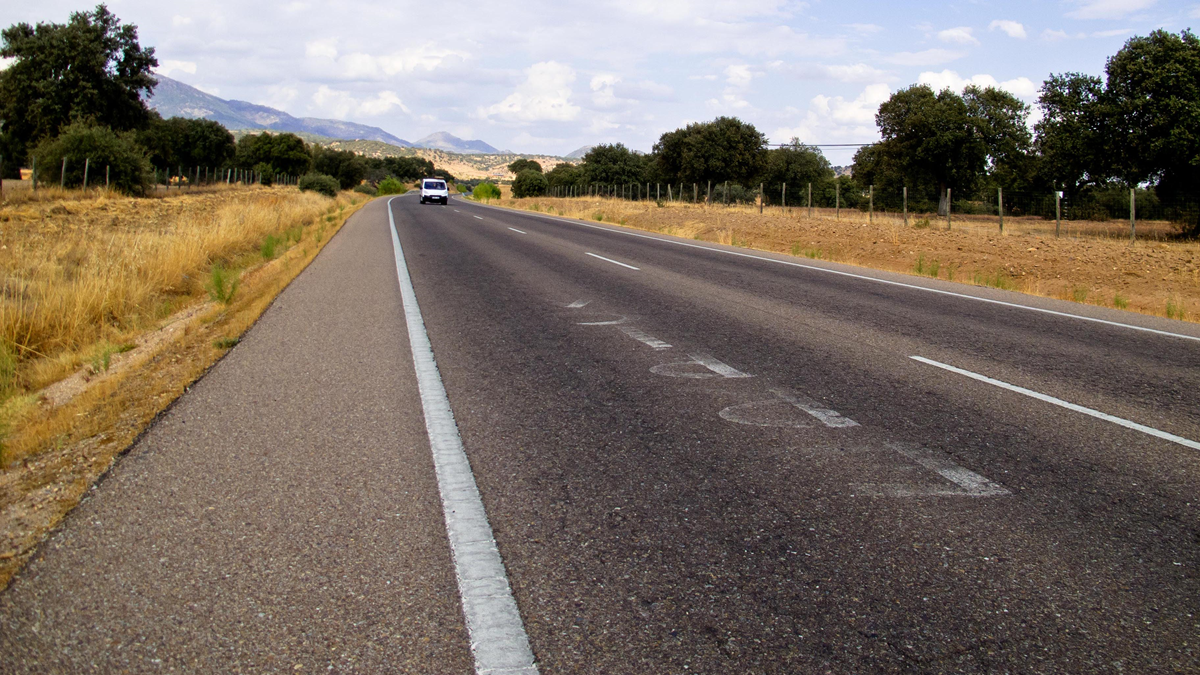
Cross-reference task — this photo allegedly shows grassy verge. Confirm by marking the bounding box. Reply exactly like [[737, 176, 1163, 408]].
[[0, 186, 368, 589], [479, 195, 1199, 323]]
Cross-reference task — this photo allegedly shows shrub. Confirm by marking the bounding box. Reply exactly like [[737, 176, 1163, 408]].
[[473, 182, 502, 200], [353, 183, 376, 196], [298, 172, 339, 197], [376, 177, 407, 195], [31, 122, 152, 194], [512, 170, 548, 198], [254, 162, 275, 186]]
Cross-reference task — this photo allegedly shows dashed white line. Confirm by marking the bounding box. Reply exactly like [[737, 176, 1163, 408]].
[[585, 252, 639, 270], [386, 198, 539, 675], [770, 389, 860, 428], [471, 203, 1200, 343], [473, 215, 484, 220], [508, 227, 527, 234], [578, 316, 628, 326], [619, 326, 672, 350], [912, 355, 1200, 451], [651, 353, 752, 379]]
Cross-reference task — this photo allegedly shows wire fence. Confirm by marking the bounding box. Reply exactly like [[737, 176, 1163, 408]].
[[4, 158, 303, 194], [544, 181, 1199, 242]]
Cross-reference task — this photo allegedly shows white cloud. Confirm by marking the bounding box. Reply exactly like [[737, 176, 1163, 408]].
[[263, 85, 297, 109], [847, 23, 884, 34], [1092, 28, 1133, 37], [938, 27, 979, 45], [706, 92, 753, 112], [769, 61, 889, 83], [1191, 5, 1200, 18], [1041, 29, 1072, 41], [171, 15, 192, 27], [1066, 0, 1156, 19], [918, 70, 1039, 98], [887, 49, 966, 66], [155, 60, 197, 77], [310, 86, 409, 118], [724, 64, 755, 88], [772, 83, 891, 145], [988, 20, 1027, 39], [588, 75, 674, 109], [479, 61, 580, 123], [305, 38, 338, 60]]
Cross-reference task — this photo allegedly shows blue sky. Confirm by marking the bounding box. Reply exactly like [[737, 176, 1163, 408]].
[[4, 0, 1198, 162]]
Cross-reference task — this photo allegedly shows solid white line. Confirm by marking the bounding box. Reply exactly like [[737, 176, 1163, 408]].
[[618, 326, 672, 350], [387, 198, 539, 675], [508, 228, 527, 234], [585, 252, 640, 270], [473, 204, 1200, 343], [911, 355, 1200, 451]]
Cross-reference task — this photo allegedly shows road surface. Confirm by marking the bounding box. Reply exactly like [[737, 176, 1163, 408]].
[[2, 193, 1198, 673]]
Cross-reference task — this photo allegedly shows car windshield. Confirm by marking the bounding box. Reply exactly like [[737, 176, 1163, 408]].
[[424, 181, 446, 190]]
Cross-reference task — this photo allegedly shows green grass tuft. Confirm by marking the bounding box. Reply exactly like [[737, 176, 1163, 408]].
[[260, 234, 280, 260], [1113, 293, 1129, 309], [1071, 286, 1089, 303], [206, 264, 239, 305], [1166, 295, 1186, 320], [213, 337, 240, 349]]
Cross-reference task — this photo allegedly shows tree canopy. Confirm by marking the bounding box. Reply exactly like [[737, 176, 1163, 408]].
[[581, 144, 647, 186], [508, 158, 542, 175], [0, 4, 157, 174], [137, 114, 235, 172], [654, 116, 766, 186], [235, 132, 311, 177]]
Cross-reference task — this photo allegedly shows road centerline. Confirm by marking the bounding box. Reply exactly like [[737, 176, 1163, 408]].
[[508, 227, 527, 235], [585, 252, 640, 270], [911, 355, 1200, 451], [387, 198, 539, 675]]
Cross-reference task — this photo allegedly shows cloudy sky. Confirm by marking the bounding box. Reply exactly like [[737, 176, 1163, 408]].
[[6, 0, 1198, 162]]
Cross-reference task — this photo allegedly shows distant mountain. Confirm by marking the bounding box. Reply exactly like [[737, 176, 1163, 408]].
[[413, 131, 500, 154], [564, 145, 593, 160], [145, 75, 412, 147]]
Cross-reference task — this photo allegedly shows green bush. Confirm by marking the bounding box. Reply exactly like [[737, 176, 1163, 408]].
[[473, 182, 502, 200], [512, 170, 548, 198], [377, 177, 407, 195], [254, 162, 275, 187], [298, 172, 339, 197], [455, 183, 469, 194], [32, 122, 151, 194], [353, 183, 376, 196]]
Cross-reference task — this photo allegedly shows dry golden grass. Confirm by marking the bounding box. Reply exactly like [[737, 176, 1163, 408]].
[[0, 185, 368, 589], [487, 195, 1200, 322]]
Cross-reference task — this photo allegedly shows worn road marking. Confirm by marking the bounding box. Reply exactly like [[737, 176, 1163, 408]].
[[387, 198, 538, 675], [508, 227, 527, 234], [651, 353, 752, 379], [619, 326, 672, 350], [853, 445, 1010, 497], [473, 203, 1200, 343], [912, 355, 1200, 451], [578, 316, 628, 326], [473, 215, 484, 220], [585, 252, 640, 270], [720, 390, 858, 428], [454, 209, 461, 212], [567, 300, 590, 309]]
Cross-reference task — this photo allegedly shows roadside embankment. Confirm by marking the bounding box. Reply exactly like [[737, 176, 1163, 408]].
[[481, 195, 1200, 322], [0, 185, 368, 588]]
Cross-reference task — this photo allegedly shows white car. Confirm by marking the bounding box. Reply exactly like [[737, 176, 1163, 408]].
[[420, 178, 449, 205]]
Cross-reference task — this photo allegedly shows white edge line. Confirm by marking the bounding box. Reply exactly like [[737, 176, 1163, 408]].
[[467, 202, 1200, 343], [585, 252, 639, 270], [508, 227, 527, 235], [387, 198, 539, 674], [911, 355, 1200, 451]]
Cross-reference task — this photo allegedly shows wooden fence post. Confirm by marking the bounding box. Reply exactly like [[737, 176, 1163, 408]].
[[869, 184, 874, 223], [903, 186, 908, 226], [782, 183, 786, 211], [835, 182, 840, 219], [998, 187, 1004, 233], [807, 182, 812, 218], [61, 157, 67, 188], [1055, 190, 1061, 237], [947, 188, 952, 229], [759, 183, 764, 214], [1130, 188, 1136, 242]]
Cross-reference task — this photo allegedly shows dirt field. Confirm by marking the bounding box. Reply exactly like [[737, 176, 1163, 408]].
[[486, 195, 1199, 322]]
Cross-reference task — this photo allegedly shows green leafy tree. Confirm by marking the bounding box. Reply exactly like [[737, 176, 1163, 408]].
[[137, 113, 235, 173], [382, 155, 435, 181], [235, 132, 311, 177], [32, 121, 150, 193], [761, 139, 835, 205], [473, 182, 501, 200], [1105, 29, 1200, 235], [312, 146, 367, 190], [507, 158, 542, 175], [0, 5, 157, 176], [1034, 73, 1110, 200], [653, 116, 767, 187], [545, 162, 583, 190], [581, 143, 646, 187], [511, 169, 549, 198]]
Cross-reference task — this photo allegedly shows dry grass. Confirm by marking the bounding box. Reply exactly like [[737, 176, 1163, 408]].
[[0, 185, 368, 588], [486, 195, 1200, 322]]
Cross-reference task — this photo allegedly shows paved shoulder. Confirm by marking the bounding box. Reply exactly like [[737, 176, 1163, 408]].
[[0, 198, 473, 673]]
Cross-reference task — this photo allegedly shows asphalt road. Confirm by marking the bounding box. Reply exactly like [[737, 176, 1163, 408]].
[[3, 193, 1199, 673]]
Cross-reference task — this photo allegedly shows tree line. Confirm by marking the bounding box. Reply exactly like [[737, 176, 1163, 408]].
[[0, 5, 454, 194], [514, 29, 1198, 236]]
